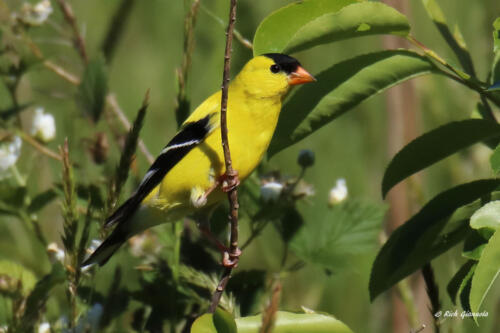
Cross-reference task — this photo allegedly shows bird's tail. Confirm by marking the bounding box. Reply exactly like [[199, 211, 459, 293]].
[[81, 224, 130, 267]]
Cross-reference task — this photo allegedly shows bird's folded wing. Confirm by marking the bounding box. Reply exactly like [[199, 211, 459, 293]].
[[105, 113, 219, 227]]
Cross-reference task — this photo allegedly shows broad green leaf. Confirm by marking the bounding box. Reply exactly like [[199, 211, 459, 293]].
[[470, 201, 500, 231], [284, 2, 410, 54], [382, 120, 500, 198], [191, 309, 237, 333], [269, 50, 436, 156], [462, 231, 488, 260], [291, 200, 386, 271], [77, 58, 108, 122], [370, 179, 500, 301], [422, 0, 475, 74], [253, 0, 356, 55], [447, 260, 476, 304], [236, 311, 353, 333], [470, 229, 500, 319]]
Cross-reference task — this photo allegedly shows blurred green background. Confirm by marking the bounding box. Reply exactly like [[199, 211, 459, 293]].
[[2, 0, 500, 332]]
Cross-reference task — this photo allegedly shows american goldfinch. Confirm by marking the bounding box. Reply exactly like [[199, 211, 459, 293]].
[[83, 53, 315, 267]]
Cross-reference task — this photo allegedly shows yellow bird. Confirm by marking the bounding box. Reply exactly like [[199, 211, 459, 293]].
[[83, 53, 315, 267]]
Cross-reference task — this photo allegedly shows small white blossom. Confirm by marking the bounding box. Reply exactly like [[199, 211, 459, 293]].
[[0, 136, 22, 174], [20, 0, 53, 26], [31, 107, 56, 143], [47, 242, 65, 263], [328, 178, 348, 206], [38, 322, 50, 333], [260, 181, 283, 203]]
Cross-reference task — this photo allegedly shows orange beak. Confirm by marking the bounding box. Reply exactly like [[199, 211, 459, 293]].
[[288, 66, 316, 85]]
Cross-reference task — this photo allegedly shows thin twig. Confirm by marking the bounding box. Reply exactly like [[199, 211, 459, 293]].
[[55, 0, 89, 64], [200, 4, 252, 50], [106, 94, 155, 164], [43, 60, 80, 85], [18, 131, 62, 161], [208, 0, 238, 314]]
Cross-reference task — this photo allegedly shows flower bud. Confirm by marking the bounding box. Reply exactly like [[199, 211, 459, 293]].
[[38, 322, 51, 333], [20, 0, 53, 26], [31, 107, 56, 143], [260, 181, 283, 203], [328, 178, 348, 206], [0, 136, 22, 174], [297, 149, 315, 168], [47, 242, 65, 263]]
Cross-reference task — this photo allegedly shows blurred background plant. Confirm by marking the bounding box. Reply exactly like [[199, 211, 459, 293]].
[[0, 0, 500, 332]]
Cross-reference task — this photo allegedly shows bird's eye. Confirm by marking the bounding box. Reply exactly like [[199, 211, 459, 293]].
[[270, 64, 281, 73]]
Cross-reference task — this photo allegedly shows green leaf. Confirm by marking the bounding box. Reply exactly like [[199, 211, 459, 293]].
[[253, 0, 357, 56], [191, 308, 237, 333], [77, 58, 108, 122], [291, 200, 386, 271], [459, 264, 475, 312], [283, 2, 410, 54], [369, 179, 500, 301], [253, 1, 409, 55], [470, 229, 500, 319], [27, 189, 58, 214], [422, 0, 475, 74], [236, 311, 353, 333], [470, 200, 500, 231], [462, 231, 488, 260], [447, 260, 476, 304], [382, 120, 500, 198], [269, 50, 436, 156]]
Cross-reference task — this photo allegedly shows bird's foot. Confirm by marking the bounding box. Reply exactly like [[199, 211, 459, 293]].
[[220, 170, 240, 192], [222, 247, 242, 268]]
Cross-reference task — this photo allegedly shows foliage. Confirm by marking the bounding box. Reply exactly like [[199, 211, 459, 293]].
[[0, 0, 499, 332]]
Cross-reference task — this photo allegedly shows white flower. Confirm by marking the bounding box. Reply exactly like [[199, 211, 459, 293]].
[[0, 136, 22, 173], [328, 178, 348, 205], [20, 0, 53, 26], [38, 322, 50, 333], [260, 181, 283, 203], [31, 107, 56, 143], [47, 242, 65, 263]]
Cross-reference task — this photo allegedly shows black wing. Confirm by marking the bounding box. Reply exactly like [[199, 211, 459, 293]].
[[105, 114, 217, 227]]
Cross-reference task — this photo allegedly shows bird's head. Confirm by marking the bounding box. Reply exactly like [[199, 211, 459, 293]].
[[235, 53, 316, 98]]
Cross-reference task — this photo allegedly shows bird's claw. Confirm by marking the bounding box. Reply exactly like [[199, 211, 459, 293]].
[[221, 170, 240, 193], [222, 247, 242, 268]]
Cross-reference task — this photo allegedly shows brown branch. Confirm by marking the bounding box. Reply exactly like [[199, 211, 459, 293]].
[[55, 0, 89, 64], [208, 0, 238, 314]]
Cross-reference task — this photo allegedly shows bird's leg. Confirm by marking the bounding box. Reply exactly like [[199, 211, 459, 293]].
[[197, 220, 241, 268], [220, 169, 240, 192]]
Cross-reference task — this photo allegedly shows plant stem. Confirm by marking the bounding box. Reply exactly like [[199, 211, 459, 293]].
[[56, 0, 89, 64], [208, 0, 238, 314], [18, 131, 62, 161]]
